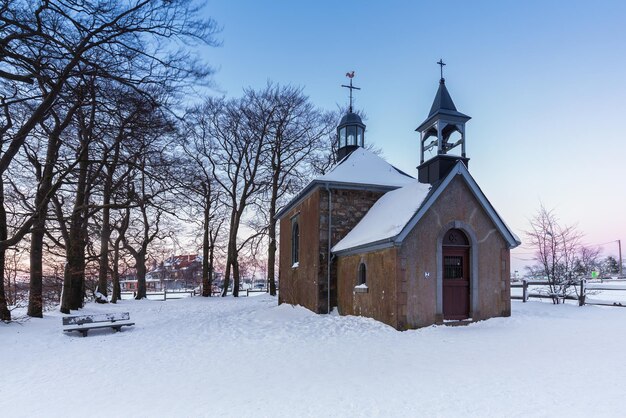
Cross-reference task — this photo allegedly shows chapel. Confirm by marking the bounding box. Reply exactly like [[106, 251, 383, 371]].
[[276, 70, 520, 330]]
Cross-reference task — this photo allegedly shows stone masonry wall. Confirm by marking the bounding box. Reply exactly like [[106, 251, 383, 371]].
[[317, 188, 386, 313]]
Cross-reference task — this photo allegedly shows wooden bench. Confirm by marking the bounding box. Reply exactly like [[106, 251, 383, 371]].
[[62, 312, 134, 337]]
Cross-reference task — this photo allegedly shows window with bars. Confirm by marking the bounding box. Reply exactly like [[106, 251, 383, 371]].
[[444, 256, 463, 279]]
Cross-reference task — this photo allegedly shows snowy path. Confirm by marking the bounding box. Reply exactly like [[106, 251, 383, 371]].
[[2, 296, 625, 417]]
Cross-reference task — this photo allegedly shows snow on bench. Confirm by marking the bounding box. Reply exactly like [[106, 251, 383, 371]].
[[62, 312, 134, 337]]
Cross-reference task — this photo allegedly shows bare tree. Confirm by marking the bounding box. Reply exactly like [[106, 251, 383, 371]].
[[121, 161, 168, 299], [202, 96, 270, 297], [92, 85, 165, 304], [257, 84, 333, 296], [526, 205, 583, 304], [181, 105, 234, 297], [120, 107, 178, 300]]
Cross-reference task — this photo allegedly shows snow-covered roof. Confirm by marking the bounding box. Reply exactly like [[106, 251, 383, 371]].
[[332, 180, 431, 253], [276, 148, 414, 220], [332, 161, 521, 254], [317, 148, 414, 188]]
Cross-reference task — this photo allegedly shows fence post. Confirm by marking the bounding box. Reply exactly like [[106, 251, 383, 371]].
[[579, 279, 586, 306], [522, 279, 528, 303]]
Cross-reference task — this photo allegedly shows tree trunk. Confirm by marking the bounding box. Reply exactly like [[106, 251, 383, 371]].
[[265, 147, 283, 297], [98, 203, 111, 297], [29, 131, 58, 316], [111, 206, 130, 304], [0, 247, 9, 321], [65, 238, 87, 310], [27, 217, 45, 317], [112, 273, 121, 302], [61, 234, 87, 311], [222, 213, 238, 297], [224, 209, 241, 297], [0, 179, 10, 321], [222, 254, 231, 297], [201, 200, 210, 297], [135, 251, 147, 299], [232, 253, 240, 297], [61, 137, 90, 312], [110, 238, 122, 303], [98, 140, 120, 298], [28, 162, 55, 317], [267, 220, 277, 296], [267, 168, 279, 296], [208, 240, 215, 297]]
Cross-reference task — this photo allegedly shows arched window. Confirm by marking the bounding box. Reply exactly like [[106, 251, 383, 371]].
[[291, 221, 300, 265], [358, 263, 366, 285]]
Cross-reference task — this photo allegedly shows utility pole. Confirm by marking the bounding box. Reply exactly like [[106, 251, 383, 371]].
[[619, 239, 623, 279]]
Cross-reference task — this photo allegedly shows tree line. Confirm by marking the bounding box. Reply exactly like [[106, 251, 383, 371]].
[[0, 0, 338, 321]]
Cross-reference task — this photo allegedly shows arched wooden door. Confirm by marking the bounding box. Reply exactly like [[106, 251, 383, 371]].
[[442, 229, 470, 320]]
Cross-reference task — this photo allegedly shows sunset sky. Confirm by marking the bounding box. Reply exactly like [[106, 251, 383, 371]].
[[202, 0, 626, 271]]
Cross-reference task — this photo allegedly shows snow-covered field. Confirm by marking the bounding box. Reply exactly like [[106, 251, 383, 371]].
[[2, 295, 625, 417]]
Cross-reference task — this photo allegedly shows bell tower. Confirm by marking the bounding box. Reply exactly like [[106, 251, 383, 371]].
[[417, 60, 471, 184], [336, 71, 366, 160]]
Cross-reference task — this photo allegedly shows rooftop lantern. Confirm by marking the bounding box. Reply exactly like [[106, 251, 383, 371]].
[[336, 71, 366, 160]]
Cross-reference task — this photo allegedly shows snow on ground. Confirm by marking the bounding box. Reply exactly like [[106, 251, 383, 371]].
[[2, 295, 625, 418]]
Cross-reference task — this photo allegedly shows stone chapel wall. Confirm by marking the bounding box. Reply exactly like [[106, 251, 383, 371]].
[[317, 188, 386, 313], [399, 176, 511, 328]]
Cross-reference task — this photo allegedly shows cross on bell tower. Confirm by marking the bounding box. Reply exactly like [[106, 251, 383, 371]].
[[341, 71, 361, 113], [437, 58, 446, 80], [416, 60, 471, 184], [336, 71, 366, 160]]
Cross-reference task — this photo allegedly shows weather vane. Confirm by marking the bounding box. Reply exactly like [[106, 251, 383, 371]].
[[437, 59, 446, 81], [341, 71, 360, 113]]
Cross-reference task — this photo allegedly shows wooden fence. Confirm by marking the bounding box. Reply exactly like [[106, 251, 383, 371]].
[[212, 288, 268, 297], [123, 287, 271, 299], [120, 290, 196, 301], [511, 279, 626, 307], [583, 282, 626, 307]]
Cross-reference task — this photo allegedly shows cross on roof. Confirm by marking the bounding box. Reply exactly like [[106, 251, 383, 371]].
[[341, 71, 361, 113], [437, 59, 446, 81]]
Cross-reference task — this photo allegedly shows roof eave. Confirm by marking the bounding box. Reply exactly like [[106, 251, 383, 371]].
[[332, 237, 397, 257], [416, 111, 472, 132]]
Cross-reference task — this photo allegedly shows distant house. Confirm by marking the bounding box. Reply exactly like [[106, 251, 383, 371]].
[[119, 274, 160, 292], [148, 254, 203, 290], [277, 75, 520, 330], [120, 255, 206, 293]]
